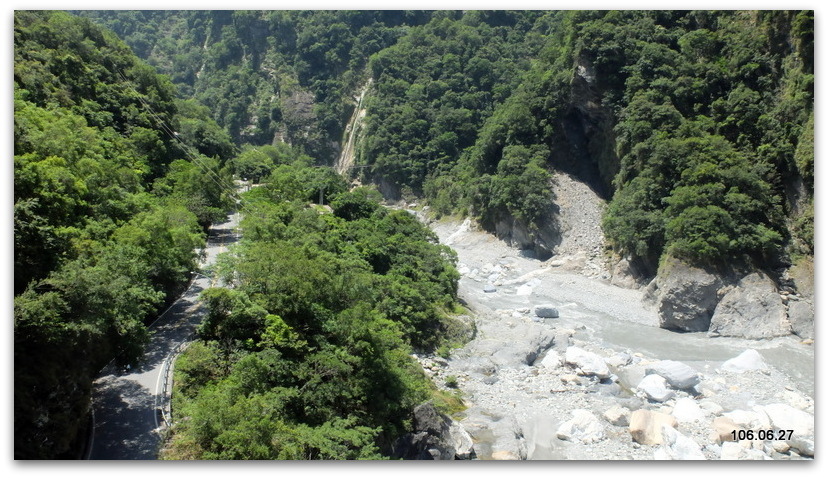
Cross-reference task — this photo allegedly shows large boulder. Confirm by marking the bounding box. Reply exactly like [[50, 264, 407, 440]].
[[448, 421, 475, 460], [535, 304, 560, 318], [645, 360, 700, 390], [476, 322, 555, 368], [723, 409, 771, 431], [488, 415, 527, 460], [719, 441, 768, 460], [564, 346, 610, 379], [391, 402, 475, 460], [645, 256, 724, 332], [556, 409, 605, 444], [708, 272, 791, 339], [629, 410, 678, 445]]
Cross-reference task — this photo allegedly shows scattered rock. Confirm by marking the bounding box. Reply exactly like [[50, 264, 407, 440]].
[[636, 374, 675, 402], [556, 409, 605, 444], [483, 284, 497, 293], [535, 304, 560, 318], [645, 360, 700, 390], [565, 346, 610, 379], [770, 441, 791, 454], [708, 272, 791, 339], [603, 405, 631, 427], [759, 403, 814, 456], [720, 349, 767, 373], [655, 425, 706, 460], [629, 410, 678, 445]]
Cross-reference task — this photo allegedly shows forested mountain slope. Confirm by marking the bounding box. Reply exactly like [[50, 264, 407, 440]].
[[13, 11, 236, 459], [16, 9, 814, 460], [83, 10, 813, 275]]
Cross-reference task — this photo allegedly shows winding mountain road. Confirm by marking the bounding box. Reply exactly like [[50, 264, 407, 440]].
[[87, 211, 240, 460]]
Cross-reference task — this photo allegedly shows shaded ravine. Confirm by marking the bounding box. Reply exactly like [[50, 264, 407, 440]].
[[86, 211, 240, 460]]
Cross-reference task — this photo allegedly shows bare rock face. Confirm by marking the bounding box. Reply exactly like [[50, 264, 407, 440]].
[[785, 259, 814, 339], [708, 272, 791, 339], [493, 214, 560, 261], [646, 256, 724, 332], [610, 258, 645, 289], [391, 402, 476, 460], [787, 299, 814, 340]]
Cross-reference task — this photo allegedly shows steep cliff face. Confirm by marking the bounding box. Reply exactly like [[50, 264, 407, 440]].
[[491, 54, 619, 261], [559, 54, 619, 199]]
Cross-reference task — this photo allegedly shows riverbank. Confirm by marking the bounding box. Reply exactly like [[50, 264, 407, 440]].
[[417, 212, 815, 460]]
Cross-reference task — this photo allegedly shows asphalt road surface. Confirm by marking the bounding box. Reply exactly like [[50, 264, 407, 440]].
[[87, 211, 240, 460]]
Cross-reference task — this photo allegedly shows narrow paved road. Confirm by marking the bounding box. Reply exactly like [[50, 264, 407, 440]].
[[87, 211, 240, 460]]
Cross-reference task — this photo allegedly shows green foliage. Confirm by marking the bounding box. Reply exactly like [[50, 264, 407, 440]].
[[165, 163, 463, 459], [481, 145, 553, 226], [330, 187, 382, 221], [13, 11, 230, 459], [570, 10, 813, 270]]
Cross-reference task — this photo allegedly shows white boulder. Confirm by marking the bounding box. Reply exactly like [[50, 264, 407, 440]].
[[720, 349, 767, 373], [671, 397, 705, 424], [645, 360, 700, 390], [556, 409, 605, 444], [565, 346, 610, 379], [637, 374, 676, 402]]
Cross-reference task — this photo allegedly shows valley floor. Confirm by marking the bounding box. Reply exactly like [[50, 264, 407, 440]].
[[412, 172, 815, 461]]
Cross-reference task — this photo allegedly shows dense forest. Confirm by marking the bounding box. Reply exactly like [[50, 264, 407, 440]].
[[15, 9, 813, 460], [12, 11, 242, 459], [163, 166, 468, 459], [82, 9, 813, 273]]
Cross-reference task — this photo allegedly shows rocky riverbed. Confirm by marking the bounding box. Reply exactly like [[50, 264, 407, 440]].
[[411, 212, 815, 461]]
